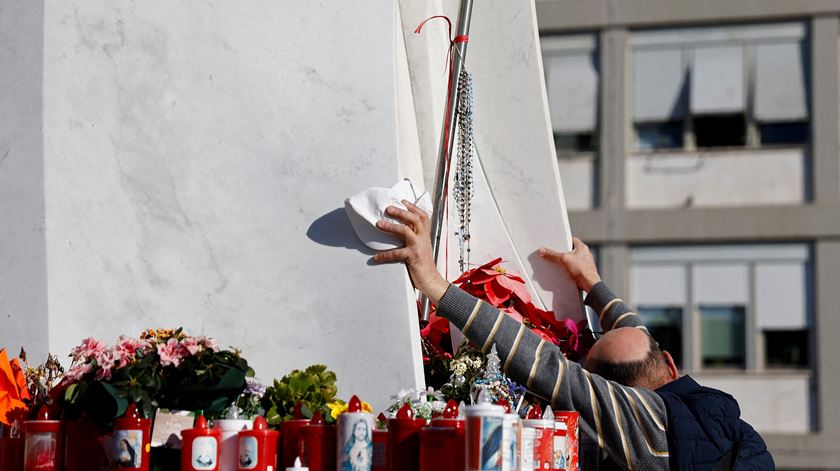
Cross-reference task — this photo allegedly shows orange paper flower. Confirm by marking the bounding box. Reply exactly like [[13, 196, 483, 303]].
[[0, 348, 29, 425]]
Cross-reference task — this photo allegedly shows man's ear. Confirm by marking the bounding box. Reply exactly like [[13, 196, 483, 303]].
[[662, 350, 679, 381]]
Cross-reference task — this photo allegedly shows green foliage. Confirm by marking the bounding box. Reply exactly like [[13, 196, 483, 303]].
[[261, 364, 338, 427]]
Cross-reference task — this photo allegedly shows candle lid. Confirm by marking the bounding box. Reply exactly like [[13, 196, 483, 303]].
[[395, 402, 414, 419], [347, 395, 363, 413], [442, 400, 459, 419], [253, 416, 268, 430]]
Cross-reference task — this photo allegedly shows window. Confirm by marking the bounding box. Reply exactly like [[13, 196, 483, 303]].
[[541, 34, 599, 157], [759, 122, 809, 146], [555, 132, 596, 154], [631, 23, 810, 152], [636, 123, 683, 151], [631, 244, 812, 372], [701, 305, 746, 368], [639, 306, 684, 369], [694, 115, 746, 148]]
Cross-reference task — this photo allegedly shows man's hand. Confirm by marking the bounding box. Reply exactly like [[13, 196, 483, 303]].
[[538, 237, 601, 292], [372, 200, 450, 304]]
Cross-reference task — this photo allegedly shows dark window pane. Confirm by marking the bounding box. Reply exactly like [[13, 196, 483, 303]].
[[636, 122, 684, 150], [638, 306, 683, 369], [765, 330, 809, 368], [555, 133, 595, 155], [701, 305, 746, 368], [694, 114, 746, 148], [759, 122, 809, 146]]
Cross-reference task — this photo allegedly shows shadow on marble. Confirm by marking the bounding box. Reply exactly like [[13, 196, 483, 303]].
[[307, 208, 377, 257]]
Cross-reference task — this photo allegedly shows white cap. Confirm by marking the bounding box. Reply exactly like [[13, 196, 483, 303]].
[[344, 179, 432, 250]]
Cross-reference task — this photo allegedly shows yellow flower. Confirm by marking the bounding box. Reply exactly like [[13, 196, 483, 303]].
[[327, 401, 348, 419], [326, 400, 373, 419]]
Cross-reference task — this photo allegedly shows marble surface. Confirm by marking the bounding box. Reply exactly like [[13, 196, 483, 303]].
[[33, 0, 422, 410], [399, 0, 583, 319], [0, 0, 49, 362]]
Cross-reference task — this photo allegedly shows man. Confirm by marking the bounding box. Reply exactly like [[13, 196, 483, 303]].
[[373, 201, 774, 470]]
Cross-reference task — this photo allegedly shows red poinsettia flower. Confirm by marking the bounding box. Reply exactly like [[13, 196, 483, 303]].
[[420, 314, 451, 347], [420, 257, 596, 361], [453, 258, 532, 307]]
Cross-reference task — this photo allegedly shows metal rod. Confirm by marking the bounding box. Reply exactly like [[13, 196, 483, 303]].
[[420, 0, 475, 321]]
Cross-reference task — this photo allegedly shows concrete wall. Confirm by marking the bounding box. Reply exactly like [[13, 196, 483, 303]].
[[696, 373, 812, 434], [626, 149, 808, 209]]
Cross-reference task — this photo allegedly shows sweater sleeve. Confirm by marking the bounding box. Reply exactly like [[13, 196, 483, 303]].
[[585, 281, 647, 332], [436, 285, 670, 470]]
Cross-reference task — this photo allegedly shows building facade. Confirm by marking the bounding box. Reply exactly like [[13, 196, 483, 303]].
[[536, 1, 840, 468]]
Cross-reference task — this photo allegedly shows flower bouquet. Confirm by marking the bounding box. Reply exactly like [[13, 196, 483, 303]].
[[61, 328, 252, 422]]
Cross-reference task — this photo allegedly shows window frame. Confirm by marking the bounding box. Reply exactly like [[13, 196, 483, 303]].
[[628, 22, 811, 154], [630, 244, 813, 375]]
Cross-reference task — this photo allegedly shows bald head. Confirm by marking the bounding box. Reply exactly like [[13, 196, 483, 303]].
[[585, 327, 677, 390]]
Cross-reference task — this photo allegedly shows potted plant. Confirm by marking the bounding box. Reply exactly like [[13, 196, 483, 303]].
[[262, 365, 338, 468], [59, 328, 252, 469]]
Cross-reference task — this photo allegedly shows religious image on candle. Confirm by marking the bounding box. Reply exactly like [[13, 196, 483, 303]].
[[24, 432, 57, 469], [191, 436, 218, 470], [238, 436, 257, 470], [340, 419, 372, 471], [113, 429, 143, 468]]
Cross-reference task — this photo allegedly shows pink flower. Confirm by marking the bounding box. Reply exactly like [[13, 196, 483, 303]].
[[114, 336, 151, 368], [63, 363, 92, 383], [70, 337, 106, 362], [94, 349, 117, 380], [181, 337, 203, 356], [197, 336, 219, 353], [157, 338, 188, 367]]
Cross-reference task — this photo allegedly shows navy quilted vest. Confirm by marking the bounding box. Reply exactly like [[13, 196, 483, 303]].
[[655, 376, 775, 470]]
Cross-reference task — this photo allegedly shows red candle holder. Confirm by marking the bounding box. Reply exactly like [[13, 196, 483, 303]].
[[182, 414, 222, 471], [419, 400, 464, 471], [280, 419, 310, 468], [23, 407, 63, 471], [0, 419, 25, 471], [371, 429, 388, 471], [522, 405, 554, 471], [552, 411, 579, 471], [299, 412, 335, 471], [236, 416, 279, 471], [387, 403, 427, 471], [64, 415, 108, 471], [111, 404, 151, 471]]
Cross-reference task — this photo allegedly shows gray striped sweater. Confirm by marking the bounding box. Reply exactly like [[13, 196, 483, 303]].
[[436, 282, 669, 470]]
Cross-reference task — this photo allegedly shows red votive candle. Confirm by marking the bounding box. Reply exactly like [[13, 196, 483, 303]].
[[23, 406, 63, 471], [280, 419, 309, 467], [299, 411, 335, 471], [371, 427, 388, 471], [182, 414, 222, 471], [387, 403, 427, 471], [1, 419, 25, 471], [236, 416, 279, 471], [419, 400, 464, 471], [111, 403, 151, 471], [64, 414, 108, 471]]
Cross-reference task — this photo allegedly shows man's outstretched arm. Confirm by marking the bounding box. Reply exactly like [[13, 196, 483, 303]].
[[538, 242, 646, 333], [373, 202, 670, 470]]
